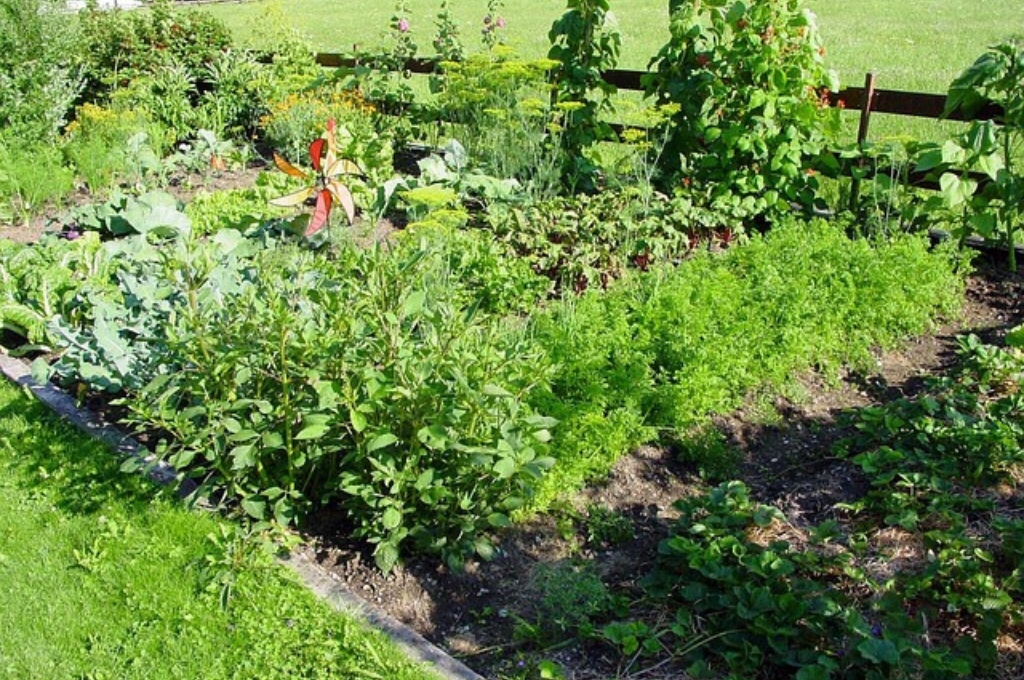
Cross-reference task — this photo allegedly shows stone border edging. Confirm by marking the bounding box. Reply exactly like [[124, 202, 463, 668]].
[[0, 352, 485, 680], [285, 550, 485, 680]]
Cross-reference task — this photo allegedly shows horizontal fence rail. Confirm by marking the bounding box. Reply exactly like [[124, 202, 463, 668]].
[[311, 53, 1006, 123], [310, 53, 1006, 195]]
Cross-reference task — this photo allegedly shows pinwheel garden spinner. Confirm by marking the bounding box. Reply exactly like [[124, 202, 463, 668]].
[[270, 121, 361, 236]]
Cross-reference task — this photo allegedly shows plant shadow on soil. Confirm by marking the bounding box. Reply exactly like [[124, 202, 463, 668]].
[[300, 257, 1024, 680]]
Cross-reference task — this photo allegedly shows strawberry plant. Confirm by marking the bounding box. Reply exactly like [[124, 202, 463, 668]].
[[642, 482, 859, 678], [833, 335, 1024, 676]]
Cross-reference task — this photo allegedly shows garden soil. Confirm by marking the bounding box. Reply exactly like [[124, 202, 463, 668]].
[[301, 258, 1024, 680], [0, 166, 263, 244], [4, 199, 1022, 678]]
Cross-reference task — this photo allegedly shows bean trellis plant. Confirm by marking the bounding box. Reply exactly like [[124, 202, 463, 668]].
[[548, 0, 622, 187], [644, 0, 840, 231], [917, 42, 1024, 271]]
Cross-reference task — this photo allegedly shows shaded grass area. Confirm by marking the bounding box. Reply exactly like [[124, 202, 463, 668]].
[[0, 380, 438, 680]]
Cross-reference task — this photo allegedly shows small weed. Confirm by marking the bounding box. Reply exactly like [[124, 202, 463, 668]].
[[674, 425, 742, 483], [523, 560, 621, 644], [584, 504, 635, 547]]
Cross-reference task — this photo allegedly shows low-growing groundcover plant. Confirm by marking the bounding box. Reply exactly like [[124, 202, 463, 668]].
[[0, 380, 439, 680], [611, 335, 1024, 679]]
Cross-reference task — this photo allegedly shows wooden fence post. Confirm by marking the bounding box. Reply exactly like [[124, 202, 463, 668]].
[[849, 71, 877, 211]]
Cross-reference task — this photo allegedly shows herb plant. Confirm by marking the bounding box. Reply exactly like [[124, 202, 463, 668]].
[[115, 234, 556, 572], [527, 219, 965, 511]]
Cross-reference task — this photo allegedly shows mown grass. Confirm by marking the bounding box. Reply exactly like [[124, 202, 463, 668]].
[[0, 380, 438, 680], [207, 0, 1022, 91], [202, 0, 1022, 143]]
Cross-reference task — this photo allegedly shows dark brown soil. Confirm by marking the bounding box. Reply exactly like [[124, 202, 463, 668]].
[[302, 259, 1024, 680]]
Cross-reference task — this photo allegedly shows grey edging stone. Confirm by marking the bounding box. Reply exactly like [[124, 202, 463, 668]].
[[285, 551, 486, 680], [0, 353, 485, 680]]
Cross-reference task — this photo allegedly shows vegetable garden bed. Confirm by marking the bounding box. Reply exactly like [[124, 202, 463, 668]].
[[292, 260, 1024, 680], [3, 1, 1024, 678]]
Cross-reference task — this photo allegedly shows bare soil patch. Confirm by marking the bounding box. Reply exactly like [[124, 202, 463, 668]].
[[0, 165, 264, 244]]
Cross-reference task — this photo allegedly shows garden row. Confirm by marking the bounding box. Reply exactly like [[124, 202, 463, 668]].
[[0, 0, 1011, 583], [8, 205, 1022, 678], [2, 206, 967, 572], [512, 335, 1024, 680], [552, 335, 1023, 678]]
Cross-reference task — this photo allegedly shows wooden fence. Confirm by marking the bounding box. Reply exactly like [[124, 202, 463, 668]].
[[312, 53, 1006, 193]]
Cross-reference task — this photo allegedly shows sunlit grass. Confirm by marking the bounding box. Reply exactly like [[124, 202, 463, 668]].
[[204, 0, 1022, 90], [0, 380, 438, 680], [199, 0, 1022, 143]]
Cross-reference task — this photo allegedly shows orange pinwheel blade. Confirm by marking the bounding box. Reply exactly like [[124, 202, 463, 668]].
[[273, 153, 308, 180], [306, 189, 333, 236], [327, 180, 356, 225], [269, 186, 314, 207]]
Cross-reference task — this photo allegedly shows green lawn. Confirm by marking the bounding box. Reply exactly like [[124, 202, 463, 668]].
[[201, 0, 1022, 143], [0, 380, 439, 680], [206, 0, 1023, 92]]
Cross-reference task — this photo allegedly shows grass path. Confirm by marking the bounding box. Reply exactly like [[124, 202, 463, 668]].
[[0, 380, 439, 680]]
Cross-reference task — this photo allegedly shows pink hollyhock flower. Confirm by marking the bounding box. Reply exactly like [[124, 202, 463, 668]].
[[397, 18, 410, 33]]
